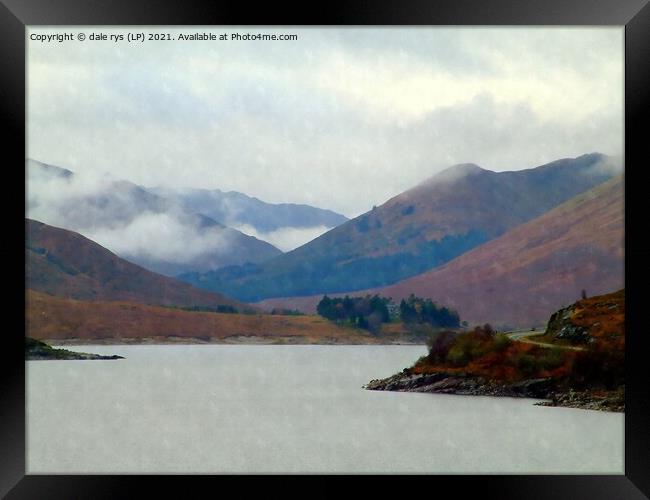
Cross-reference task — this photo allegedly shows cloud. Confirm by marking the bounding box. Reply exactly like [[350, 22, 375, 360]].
[[232, 224, 333, 252], [582, 154, 624, 178], [26, 161, 127, 228], [27, 27, 623, 217], [85, 212, 235, 263], [26, 161, 238, 267]]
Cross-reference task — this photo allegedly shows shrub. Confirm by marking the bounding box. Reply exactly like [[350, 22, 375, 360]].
[[426, 330, 457, 364], [493, 333, 512, 353]]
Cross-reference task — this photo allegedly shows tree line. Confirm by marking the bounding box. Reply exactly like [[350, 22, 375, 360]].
[[399, 294, 460, 328], [316, 293, 460, 334], [316, 294, 390, 334]]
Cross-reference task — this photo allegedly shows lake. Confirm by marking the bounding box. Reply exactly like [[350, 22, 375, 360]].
[[26, 345, 624, 474]]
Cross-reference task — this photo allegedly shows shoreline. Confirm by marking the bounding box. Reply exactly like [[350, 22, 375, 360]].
[[364, 371, 624, 413], [26, 338, 124, 361], [45, 336, 427, 346]]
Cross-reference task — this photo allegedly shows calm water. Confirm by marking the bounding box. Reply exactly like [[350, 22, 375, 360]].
[[27, 345, 624, 474]]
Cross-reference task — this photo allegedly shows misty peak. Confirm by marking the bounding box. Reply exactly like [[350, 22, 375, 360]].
[[429, 163, 486, 184], [26, 158, 74, 179]]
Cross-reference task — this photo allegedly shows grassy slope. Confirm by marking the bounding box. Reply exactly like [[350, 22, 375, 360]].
[[26, 290, 399, 343]]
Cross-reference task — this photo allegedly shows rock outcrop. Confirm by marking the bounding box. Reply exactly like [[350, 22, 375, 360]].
[[544, 289, 624, 345], [25, 337, 124, 360], [365, 372, 555, 399]]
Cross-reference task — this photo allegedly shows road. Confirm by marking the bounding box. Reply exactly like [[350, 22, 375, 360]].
[[504, 329, 586, 351]]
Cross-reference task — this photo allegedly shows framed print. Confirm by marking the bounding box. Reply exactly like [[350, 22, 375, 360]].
[[2, 0, 649, 497]]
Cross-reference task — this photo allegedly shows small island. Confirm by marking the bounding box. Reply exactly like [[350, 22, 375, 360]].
[[26, 337, 124, 360], [365, 290, 625, 412]]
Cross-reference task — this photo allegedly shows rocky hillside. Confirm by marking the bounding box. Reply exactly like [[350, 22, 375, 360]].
[[543, 289, 624, 348]]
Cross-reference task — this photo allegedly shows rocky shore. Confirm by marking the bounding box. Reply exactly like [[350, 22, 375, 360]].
[[26, 337, 124, 360], [536, 388, 625, 412], [364, 371, 624, 412], [365, 371, 554, 398]]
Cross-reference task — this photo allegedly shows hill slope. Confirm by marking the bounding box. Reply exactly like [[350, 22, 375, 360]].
[[371, 175, 624, 327], [26, 219, 250, 310], [181, 153, 620, 301], [258, 175, 624, 328]]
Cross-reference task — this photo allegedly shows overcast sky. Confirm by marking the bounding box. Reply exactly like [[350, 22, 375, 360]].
[[27, 27, 623, 218]]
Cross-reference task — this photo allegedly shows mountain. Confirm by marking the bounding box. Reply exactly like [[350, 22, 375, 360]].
[[148, 186, 348, 233], [27, 158, 73, 179], [26, 218, 251, 310], [258, 176, 624, 327], [26, 159, 282, 275], [364, 175, 624, 328], [180, 153, 620, 302]]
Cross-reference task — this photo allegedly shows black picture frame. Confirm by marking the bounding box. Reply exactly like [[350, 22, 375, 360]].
[[2, 0, 649, 497]]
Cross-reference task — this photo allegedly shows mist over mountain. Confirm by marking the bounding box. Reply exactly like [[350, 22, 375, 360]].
[[179, 153, 621, 302], [26, 159, 281, 275], [26, 219, 249, 310], [148, 186, 348, 251]]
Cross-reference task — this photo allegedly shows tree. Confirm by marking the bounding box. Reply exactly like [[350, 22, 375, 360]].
[[426, 330, 457, 363], [399, 294, 460, 328], [316, 294, 391, 332], [316, 295, 333, 318]]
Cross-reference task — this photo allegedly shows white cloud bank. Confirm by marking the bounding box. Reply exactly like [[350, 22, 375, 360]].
[[233, 224, 332, 252], [26, 161, 238, 267], [85, 211, 235, 263], [27, 27, 623, 217]]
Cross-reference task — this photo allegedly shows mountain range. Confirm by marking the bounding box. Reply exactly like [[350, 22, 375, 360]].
[[148, 186, 348, 244], [259, 175, 624, 328], [25, 152, 624, 332], [180, 153, 620, 302], [27, 159, 347, 275]]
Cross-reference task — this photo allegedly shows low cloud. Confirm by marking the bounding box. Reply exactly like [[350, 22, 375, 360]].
[[27, 27, 623, 217], [26, 160, 238, 268], [85, 211, 235, 263], [584, 154, 624, 177], [233, 224, 332, 252]]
